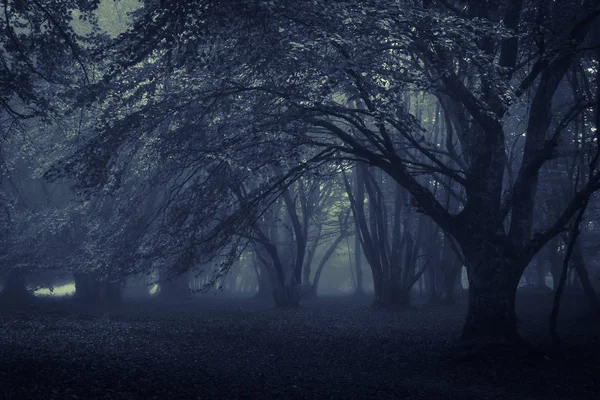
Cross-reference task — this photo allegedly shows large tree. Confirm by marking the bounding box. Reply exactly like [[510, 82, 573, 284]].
[[47, 0, 600, 346]]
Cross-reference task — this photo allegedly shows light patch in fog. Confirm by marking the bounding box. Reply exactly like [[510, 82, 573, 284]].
[[461, 266, 469, 289], [149, 283, 159, 295], [34, 283, 76, 297]]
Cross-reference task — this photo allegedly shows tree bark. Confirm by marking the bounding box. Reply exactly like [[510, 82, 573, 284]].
[[461, 245, 524, 342], [74, 273, 123, 305], [426, 258, 439, 303], [534, 260, 549, 290], [272, 281, 301, 307], [73, 273, 99, 302], [441, 259, 462, 304], [373, 278, 411, 309], [354, 231, 364, 295], [0, 270, 31, 304], [253, 256, 272, 299], [571, 241, 600, 315]]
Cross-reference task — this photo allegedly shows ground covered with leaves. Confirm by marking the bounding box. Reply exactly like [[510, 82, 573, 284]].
[[0, 292, 598, 399]]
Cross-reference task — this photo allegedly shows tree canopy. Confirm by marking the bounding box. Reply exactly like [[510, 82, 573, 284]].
[[2, 0, 599, 343]]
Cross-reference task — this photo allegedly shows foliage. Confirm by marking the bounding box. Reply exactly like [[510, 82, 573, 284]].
[[2, 0, 600, 341]]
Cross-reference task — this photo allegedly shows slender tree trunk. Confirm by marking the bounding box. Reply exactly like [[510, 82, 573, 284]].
[[534, 260, 549, 290], [551, 206, 588, 351], [254, 263, 272, 299], [442, 259, 462, 304], [439, 236, 462, 304], [550, 255, 563, 290], [310, 233, 348, 297], [426, 264, 439, 303], [571, 242, 600, 316], [354, 233, 364, 295]]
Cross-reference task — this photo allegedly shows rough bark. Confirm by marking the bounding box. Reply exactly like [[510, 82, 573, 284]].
[[460, 243, 525, 342]]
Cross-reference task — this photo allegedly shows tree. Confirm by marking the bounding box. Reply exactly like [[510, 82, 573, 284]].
[[47, 0, 600, 346], [343, 164, 429, 308], [248, 171, 351, 306], [0, 0, 102, 302]]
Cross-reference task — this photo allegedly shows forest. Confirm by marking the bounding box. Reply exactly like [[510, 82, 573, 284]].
[[1, 0, 599, 398]]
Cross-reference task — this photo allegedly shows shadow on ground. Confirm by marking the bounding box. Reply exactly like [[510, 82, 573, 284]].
[[0, 293, 598, 399]]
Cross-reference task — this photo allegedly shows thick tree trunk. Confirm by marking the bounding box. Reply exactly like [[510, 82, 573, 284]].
[[458, 237, 528, 344], [103, 281, 123, 304], [74, 273, 99, 302], [372, 277, 411, 309], [74, 273, 122, 305], [462, 257, 522, 342], [272, 281, 301, 307], [0, 270, 31, 304]]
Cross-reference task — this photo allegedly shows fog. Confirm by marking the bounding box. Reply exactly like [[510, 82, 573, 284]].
[[1, 0, 599, 398]]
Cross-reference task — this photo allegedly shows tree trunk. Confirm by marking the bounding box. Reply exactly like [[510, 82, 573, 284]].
[[534, 260, 549, 290], [442, 259, 462, 304], [74, 273, 100, 302], [550, 256, 562, 290], [272, 281, 301, 307], [572, 242, 600, 316], [254, 264, 272, 299], [461, 247, 524, 342], [0, 270, 31, 304], [372, 278, 411, 309], [463, 278, 519, 341], [426, 265, 439, 304], [74, 273, 122, 305], [102, 280, 123, 304], [309, 233, 348, 297]]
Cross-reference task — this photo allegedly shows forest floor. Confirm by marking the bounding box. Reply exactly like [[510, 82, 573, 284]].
[[0, 292, 598, 400]]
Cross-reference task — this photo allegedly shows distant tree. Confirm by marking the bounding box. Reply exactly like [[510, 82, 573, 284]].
[[248, 171, 350, 306], [342, 164, 430, 308]]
